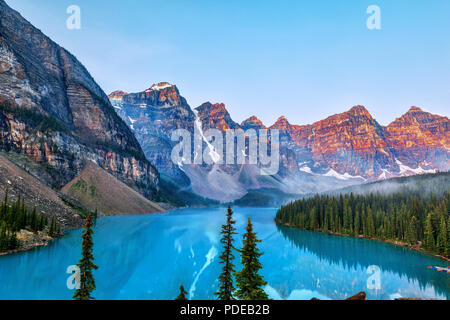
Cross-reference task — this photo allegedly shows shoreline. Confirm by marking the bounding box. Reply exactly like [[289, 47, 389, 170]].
[[0, 240, 53, 256], [0, 210, 163, 257], [276, 220, 450, 263]]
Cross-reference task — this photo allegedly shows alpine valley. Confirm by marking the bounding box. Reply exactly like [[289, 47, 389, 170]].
[[0, 0, 449, 302], [1, 0, 449, 214]]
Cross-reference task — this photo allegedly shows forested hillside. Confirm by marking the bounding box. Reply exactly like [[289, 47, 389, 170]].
[[0, 189, 61, 253], [276, 173, 450, 258]]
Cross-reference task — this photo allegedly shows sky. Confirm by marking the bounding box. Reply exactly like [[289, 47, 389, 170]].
[[6, 0, 450, 126]]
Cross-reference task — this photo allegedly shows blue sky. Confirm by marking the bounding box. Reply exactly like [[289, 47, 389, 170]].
[[6, 0, 450, 126]]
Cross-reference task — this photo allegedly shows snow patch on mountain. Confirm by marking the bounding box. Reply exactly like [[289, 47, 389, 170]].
[[378, 169, 390, 180], [323, 169, 366, 181], [150, 83, 173, 91], [128, 116, 137, 130], [299, 166, 313, 174], [193, 109, 221, 164], [396, 159, 436, 176]]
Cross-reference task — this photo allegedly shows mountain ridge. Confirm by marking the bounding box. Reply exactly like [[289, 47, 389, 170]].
[[110, 83, 449, 202], [0, 0, 161, 203]]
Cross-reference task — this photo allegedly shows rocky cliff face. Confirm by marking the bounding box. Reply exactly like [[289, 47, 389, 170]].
[[385, 107, 449, 171], [271, 106, 397, 179], [0, 0, 159, 199], [241, 116, 267, 130], [109, 83, 195, 186], [269, 106, 449, 179], [195, 102, 240, 131]]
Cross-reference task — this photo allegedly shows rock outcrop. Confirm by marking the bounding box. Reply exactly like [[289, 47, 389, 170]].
[[385, 106, 449, 171], [0, 0, 160, 200], [241, 116, 267, 130], [195, 102, 240, 131], [109, 83, 195, 187], [268, 106, 449, 179]]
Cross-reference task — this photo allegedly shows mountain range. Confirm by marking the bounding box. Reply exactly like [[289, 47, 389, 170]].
[[109, 83, 449, 202]]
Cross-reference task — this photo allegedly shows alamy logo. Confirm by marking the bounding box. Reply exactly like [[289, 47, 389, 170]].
[[366, 5, 381, 30], [66, 265, 81, 290], [66, 5, 81, 30], [171, 129, 280, 176], [366, 265, 381, 290]]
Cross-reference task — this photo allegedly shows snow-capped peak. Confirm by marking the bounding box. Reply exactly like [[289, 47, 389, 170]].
[[149, 82, 173, 91]]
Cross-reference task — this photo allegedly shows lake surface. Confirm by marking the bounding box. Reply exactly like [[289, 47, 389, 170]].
[[0, 207, 448, 300]]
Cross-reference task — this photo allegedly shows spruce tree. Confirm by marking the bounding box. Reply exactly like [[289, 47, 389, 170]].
[[354, 210, 360, 236], [424, 213, 435, 251], [407, 216, 418, 245], [48, 216, 56, 237], [235, 218, 269, 300], [30, 207, 38, 232], [436, 216, 448, 255], [73, 214, 98, 301], [216, 206, 237, 300], [175, 285, 188, 300]]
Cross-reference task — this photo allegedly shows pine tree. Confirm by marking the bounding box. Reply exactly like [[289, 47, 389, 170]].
[[407, 216, 418, 245], [275, 188, 449, 258], [30, 207, 38, 232], [436, 216, 448, 255], [175, 285, 188, 300], [1, 187, 8, 219], [354, 210, 360, 236], [424, 213, 435, 251], [73, 214, 98, 301], [216, 206, 237, 300], [309, 208, 317, 231], [48, 216, 56, 237], [235, 218, 269, 300]]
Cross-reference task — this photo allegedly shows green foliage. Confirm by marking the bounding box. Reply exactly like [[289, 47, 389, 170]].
[[73, 214, 98, 300], [436, 216, 448, 256], [235, 218, 269, 300], [276, 190, 450, 258], [59, 197, 92, 219], [175, 285, 188, 301], [0, 188, 58, 252], [424, 213, 435, 251], [70, 179, 89, 194], [216, 206, 237, 300]]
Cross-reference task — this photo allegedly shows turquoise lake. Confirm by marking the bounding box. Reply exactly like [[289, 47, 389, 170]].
[[0, 207, 448, 300]]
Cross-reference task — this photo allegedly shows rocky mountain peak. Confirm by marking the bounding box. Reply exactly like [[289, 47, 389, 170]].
[[145, 82, 181, 104], [195, 102, 239, 131], [108, 83, 196, 188], [149, 82, 174, 91], [346, 105, 373, 119], [241, 116, 267, 130], [108, 90, 128, 101], [117, 83, 184, 108], [270, 116, 291, 132], [385, 107, 449, 171], [408, 106, 424, 113], [391, 106, 448, 127]]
